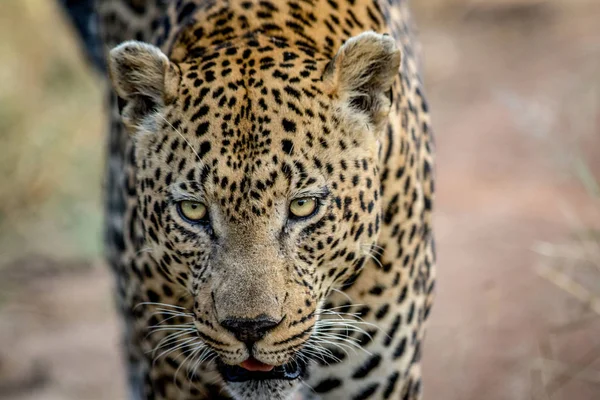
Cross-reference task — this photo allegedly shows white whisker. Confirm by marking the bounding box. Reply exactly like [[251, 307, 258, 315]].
[[157, 114, 203, 165], [135, 301, 188, 311], [154, 337, 199, 366], [150, 331, 195, 358]]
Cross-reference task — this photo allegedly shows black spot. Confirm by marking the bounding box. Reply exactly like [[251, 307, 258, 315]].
[[314, 378, 342, 393], [397, 285, 408, 304], [284, 85, 301, 99], [281, 139, 294, 155], [282, 118, 297, 133], [393, 336, 407, 359], [383, 371, 400, 398], [146, 289, 160, 303], [162, 284, 173, 297], [384, 314, 401, 347], [196, 122, 210, 136], [205, 70, 216, 82], [112, 231, 126, 252], [177, 2, 197, 24], [190, 105, 210, 122], [283, 51, 299, 61], [352, 382, 379, 400], [369, 285, 384, 296], [375, 304, 389, 320], [407, 301, 415, 324], [198, 141, 211, 158], [352, 354, 382, 379]]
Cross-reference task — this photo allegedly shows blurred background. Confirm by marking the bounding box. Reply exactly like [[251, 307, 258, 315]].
[[0, 0, 598, 399]]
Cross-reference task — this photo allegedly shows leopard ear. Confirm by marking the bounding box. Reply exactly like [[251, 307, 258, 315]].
[[108, 41, 180, 130], [324, 32, 401, 132]]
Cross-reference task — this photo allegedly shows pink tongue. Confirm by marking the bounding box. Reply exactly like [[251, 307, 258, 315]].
[[240, 358, 275, 372]]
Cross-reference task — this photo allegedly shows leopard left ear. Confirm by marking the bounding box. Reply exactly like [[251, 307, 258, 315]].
[[323, 32, 401, 132], [108, 41, 180, 131]]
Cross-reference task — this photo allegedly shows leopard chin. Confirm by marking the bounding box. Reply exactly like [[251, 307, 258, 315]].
[[217, 358, 308, 400], [225, 379, 301, 400]]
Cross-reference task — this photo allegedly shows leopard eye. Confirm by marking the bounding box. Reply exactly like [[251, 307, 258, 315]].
[[289, 197, 318, 219], [177, 200, 208, 222]]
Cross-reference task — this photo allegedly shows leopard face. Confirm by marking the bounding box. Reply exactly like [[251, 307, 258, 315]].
[[108, 31, 400, 399]]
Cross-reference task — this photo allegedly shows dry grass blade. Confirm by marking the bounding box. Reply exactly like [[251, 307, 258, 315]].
[[535, 263, 600, 315]]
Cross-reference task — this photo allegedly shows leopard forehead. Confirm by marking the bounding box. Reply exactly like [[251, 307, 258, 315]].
[[167, 35, 378, 150]]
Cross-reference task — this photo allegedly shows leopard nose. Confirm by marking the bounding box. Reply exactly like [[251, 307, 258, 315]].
[[220, 315, 281, 344]]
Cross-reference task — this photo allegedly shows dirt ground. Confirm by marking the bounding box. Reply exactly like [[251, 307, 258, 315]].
[[418, 3, 600, 398], [1, 1, 599, 399]]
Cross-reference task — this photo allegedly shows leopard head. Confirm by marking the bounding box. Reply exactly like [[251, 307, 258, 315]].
[[108, 31, 400, 399]]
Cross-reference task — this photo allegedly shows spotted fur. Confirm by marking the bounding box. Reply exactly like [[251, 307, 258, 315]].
[[91, 0, 435, 399]]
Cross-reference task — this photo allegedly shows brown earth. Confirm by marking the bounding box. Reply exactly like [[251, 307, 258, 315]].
[[0, 1, 599, 399]]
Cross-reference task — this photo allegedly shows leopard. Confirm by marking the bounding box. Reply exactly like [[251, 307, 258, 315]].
[[61, 0, 435, 399]]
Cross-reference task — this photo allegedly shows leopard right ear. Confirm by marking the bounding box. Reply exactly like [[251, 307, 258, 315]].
[[108, 41, 180, 130]]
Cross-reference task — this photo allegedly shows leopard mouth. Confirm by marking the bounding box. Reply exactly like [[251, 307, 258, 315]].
[[216, 358, 307, 382]]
